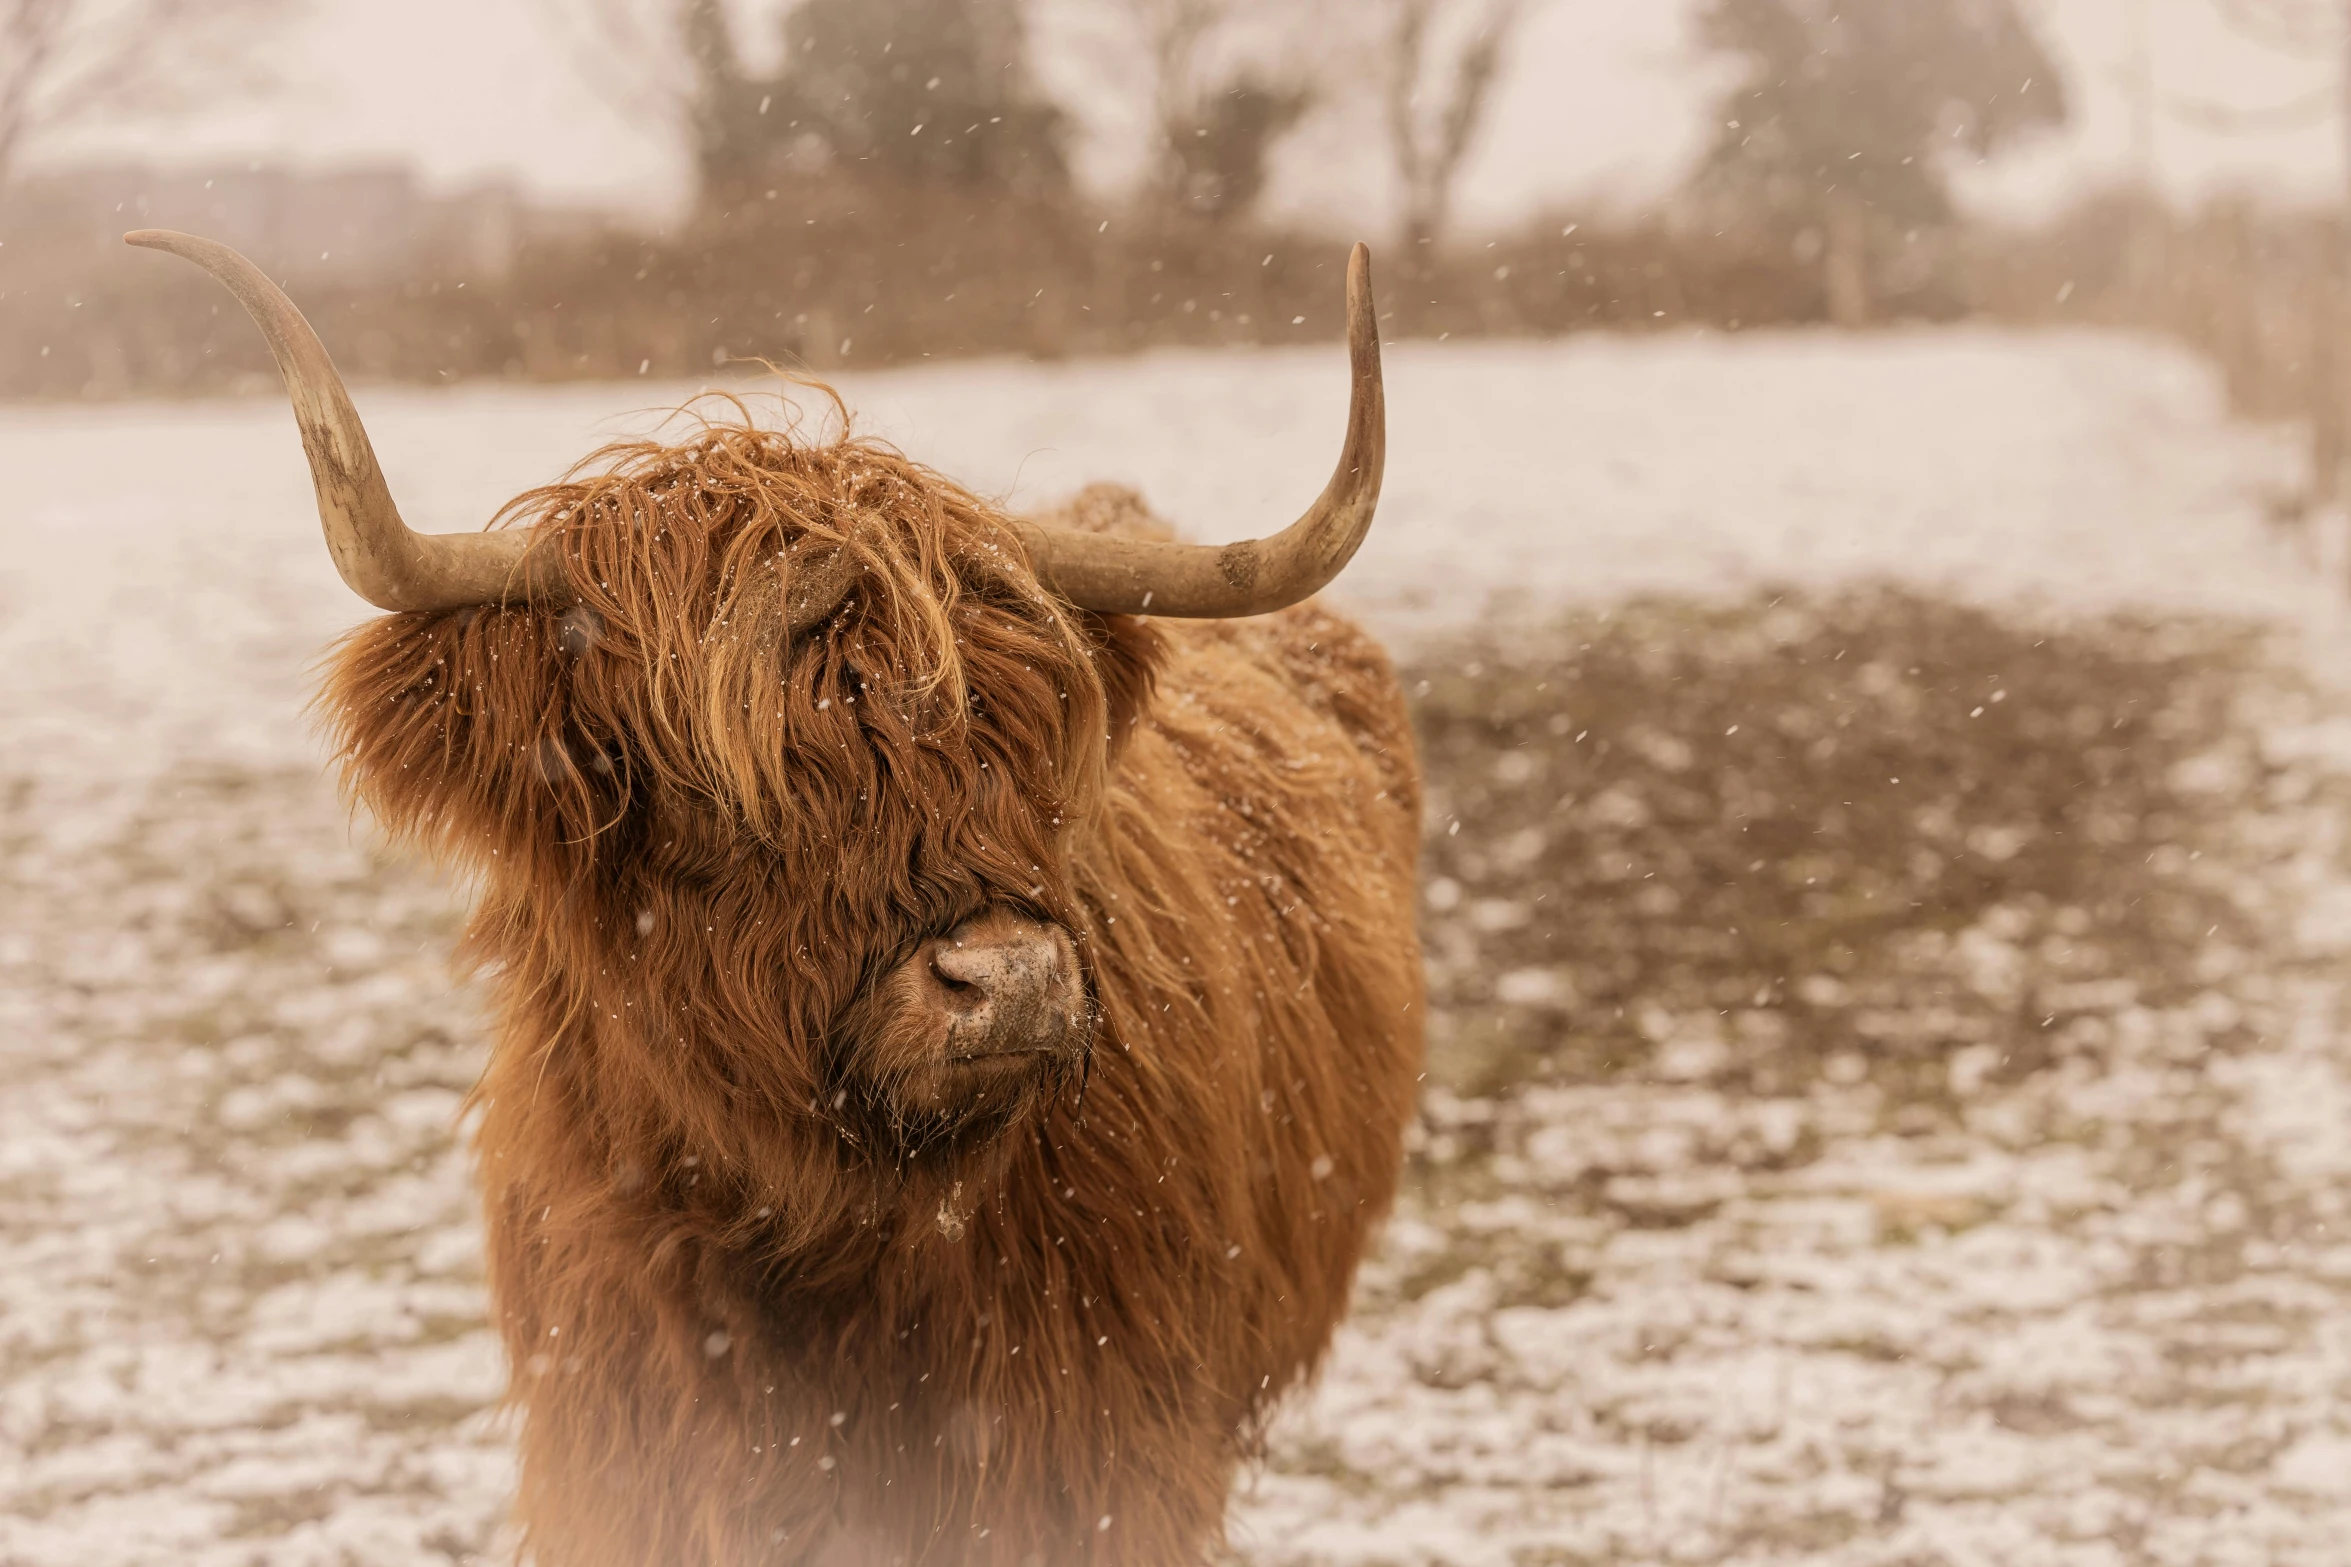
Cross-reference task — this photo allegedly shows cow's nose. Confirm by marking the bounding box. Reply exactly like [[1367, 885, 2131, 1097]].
[[917, 909, 1083, 1056]]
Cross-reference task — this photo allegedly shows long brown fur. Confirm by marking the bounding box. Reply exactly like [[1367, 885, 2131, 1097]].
[[319, 395, 1424, 1565]]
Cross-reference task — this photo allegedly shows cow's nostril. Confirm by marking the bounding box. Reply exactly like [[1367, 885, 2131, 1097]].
[[928, 951, 984, 995], [930, 943, 1009, 1001]]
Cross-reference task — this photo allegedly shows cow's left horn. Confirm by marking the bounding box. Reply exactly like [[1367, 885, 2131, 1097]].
[[125, 229, 562, 612], [1012, 242, 1385, 619]]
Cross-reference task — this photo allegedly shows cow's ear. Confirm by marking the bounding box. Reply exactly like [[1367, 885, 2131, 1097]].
[[1082, 611, 1164, 764], [319, 606, 622, 875]]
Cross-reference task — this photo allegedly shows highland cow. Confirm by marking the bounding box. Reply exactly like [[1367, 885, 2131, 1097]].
[[132, 229, 1423, 1566]]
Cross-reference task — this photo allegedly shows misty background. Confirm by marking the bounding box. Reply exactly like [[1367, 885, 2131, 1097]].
[[6, 0, 2351, 458], [18, 6, 2351, 1564]]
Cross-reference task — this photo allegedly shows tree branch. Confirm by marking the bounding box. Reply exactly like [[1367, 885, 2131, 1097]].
[[0, 0, 296, 180], [529, 0, 709, 138], [2168, 80, 2340, 132], [2210, 0, 2338, 57], [1385, 0, 1527, 243], [0, 0, 72, 179]]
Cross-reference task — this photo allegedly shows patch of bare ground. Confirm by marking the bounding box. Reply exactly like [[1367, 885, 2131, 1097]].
[[1239, 590, 2351, 1565]]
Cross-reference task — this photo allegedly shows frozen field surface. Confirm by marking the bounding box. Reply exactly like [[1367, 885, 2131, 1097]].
[[4, 328, 2350, 1564]]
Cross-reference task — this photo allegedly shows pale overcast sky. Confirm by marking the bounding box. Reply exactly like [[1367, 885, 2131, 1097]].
[[35, 0, 2351, 231]]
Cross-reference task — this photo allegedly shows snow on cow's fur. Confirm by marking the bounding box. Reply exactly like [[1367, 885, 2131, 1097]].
[[321, 398, 1424, 1566]]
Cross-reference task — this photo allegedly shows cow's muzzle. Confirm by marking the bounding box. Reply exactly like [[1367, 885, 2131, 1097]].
[[915, 909, 1089, 1063], [838, 907, 1094, 1151]]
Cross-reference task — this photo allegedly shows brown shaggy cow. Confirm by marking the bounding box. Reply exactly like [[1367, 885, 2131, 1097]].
[[132, 231, 1423, 1566]]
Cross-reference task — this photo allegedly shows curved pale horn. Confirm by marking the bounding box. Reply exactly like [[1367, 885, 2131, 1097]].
[[1013, 243, 1385, 619], [125, 229, 562, 612]]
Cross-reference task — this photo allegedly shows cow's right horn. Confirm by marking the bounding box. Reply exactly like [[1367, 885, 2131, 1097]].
[[125, 229, 561, 613], [1011, 242, 1386, 620]]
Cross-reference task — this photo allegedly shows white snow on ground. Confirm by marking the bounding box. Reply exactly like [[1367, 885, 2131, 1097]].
[[3, 328, 2349, 1564]]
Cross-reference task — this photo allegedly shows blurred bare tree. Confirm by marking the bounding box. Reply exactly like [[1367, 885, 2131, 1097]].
[[1692, 0, 2066, 325], [1381, 0, 1524, 263], [2180, 4, 2344, 173], [2207, 0, 2349, 63], [1122, 0, 1314, 224], [0, 0, 295, 182], [762, 0, 1066, 196], [559, 0, 1068, 211], [2183, 1, 2351, 511]]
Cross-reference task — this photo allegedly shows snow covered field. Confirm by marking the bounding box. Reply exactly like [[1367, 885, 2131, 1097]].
[[5, 328, 2350, 1564]]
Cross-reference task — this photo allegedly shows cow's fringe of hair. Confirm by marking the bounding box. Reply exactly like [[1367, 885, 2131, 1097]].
[[478, 390, 1101, 845]]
